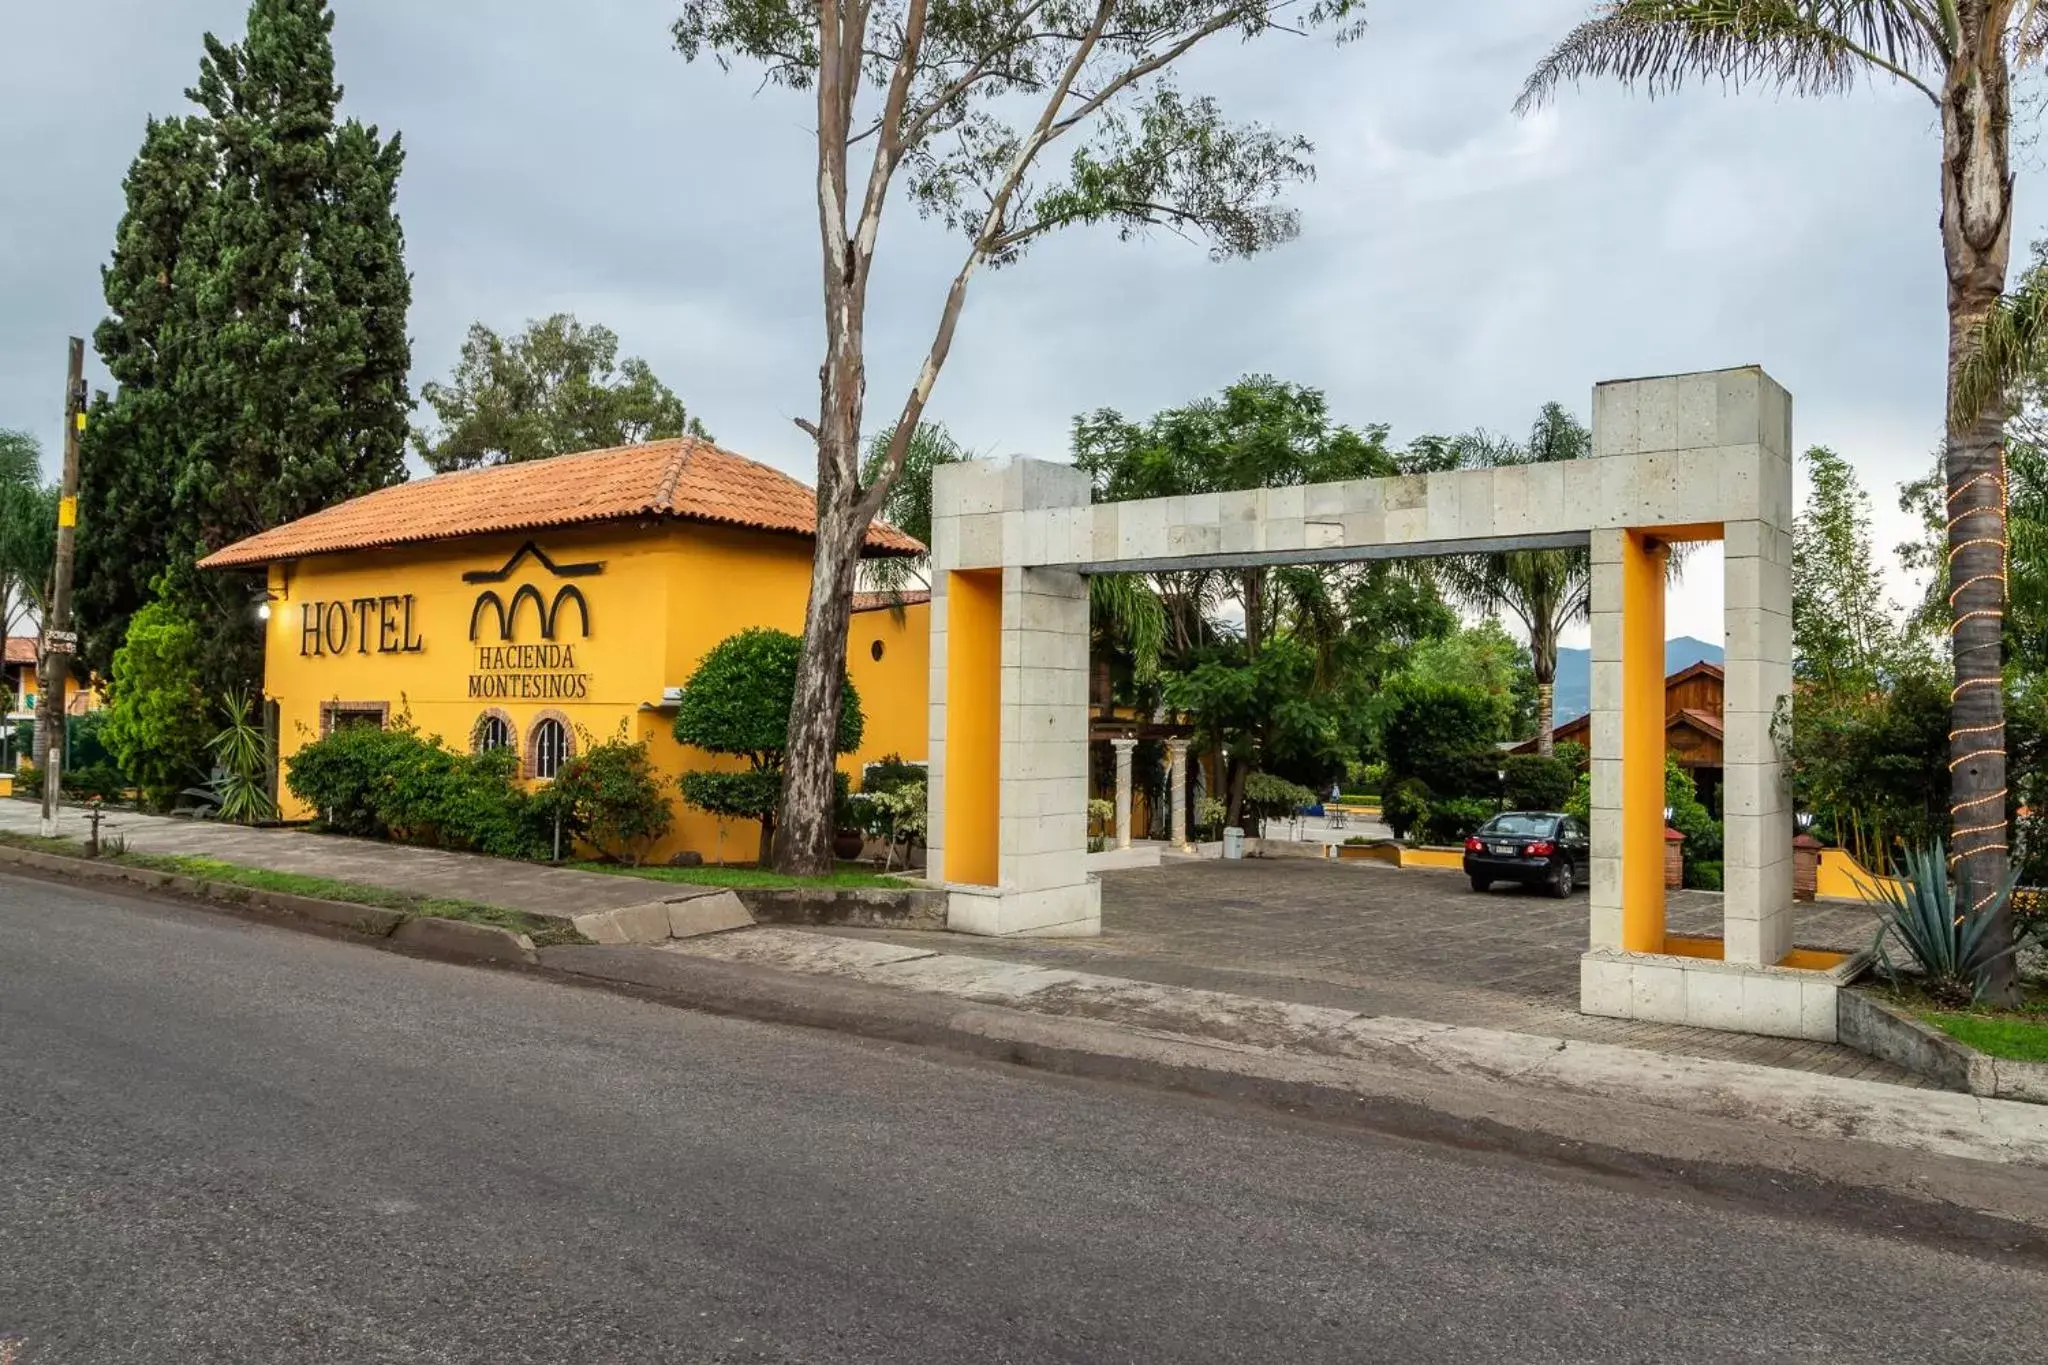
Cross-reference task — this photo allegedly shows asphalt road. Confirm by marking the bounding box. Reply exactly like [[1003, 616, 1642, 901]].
[[3, 873, 2044, 1364]]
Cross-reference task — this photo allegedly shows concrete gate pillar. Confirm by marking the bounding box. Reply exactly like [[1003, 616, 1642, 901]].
[[927, 458, 1100, 937], [1111, 737, 1137, 849]]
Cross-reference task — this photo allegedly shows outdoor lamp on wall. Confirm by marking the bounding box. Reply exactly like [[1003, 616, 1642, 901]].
[[1663, 805, 1674, 825], [256, 601, 271, 622], [1795, 810, 1816, 834]]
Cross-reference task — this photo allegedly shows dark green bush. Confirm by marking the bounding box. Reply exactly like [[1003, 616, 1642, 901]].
[[1503, 754, 1574, 812], [1382, 777, 1432, 841], [1552, 740, 1589, 772], [1419, 797, 1495, 845], [285, 721, 544, 858], [551, 736, 674, 865], [860, 753, 926, 795], [66, 763, 129, 803], [1686, 860, 1724, 892], [1378, 678, 1501, 798]]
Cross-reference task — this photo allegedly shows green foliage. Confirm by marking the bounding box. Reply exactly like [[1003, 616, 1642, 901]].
[[102, 601, 213, 809], [675, 629, 864, 761], [1087, 797, 1116, 836], [674, 0, 1359, 267], [550, 735, 675, 866], [860, 423, 963, 602], [0, 429, 55, 642], [79, 0, 411, 688], [1195, 796, 1227, 839], [859, 780, 928, 870], [1376, 676, 1501, 801], [1868, 842, 2023, 1007], [415, 314, 709, 472], [1389, 620, 1541, 742], [679, 769, 784, 828], [205, 690, 275, 824], [676, 628, 864, 861], [1381, 777, 1433, 842], [1780, 665, 1951, 869], [284, 719, 546, 860], [859, 754, 927, 796], [1687, 860, 1724, 893], [1242, 772, 1317, 821], [1503, 755, 1574, 812], [1553, 740, 1589, 772], [1163, 633, 1348, 812], [1419, 797, 1496, 846], [1794, 445, 1915, 691]]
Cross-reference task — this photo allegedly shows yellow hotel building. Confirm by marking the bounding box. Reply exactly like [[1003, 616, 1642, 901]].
[[200, 438, 931, 863]]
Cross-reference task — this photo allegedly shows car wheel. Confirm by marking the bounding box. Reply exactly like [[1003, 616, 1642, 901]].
[[1469, 875, 1492, 894], [1549, 861, 1574, 898]]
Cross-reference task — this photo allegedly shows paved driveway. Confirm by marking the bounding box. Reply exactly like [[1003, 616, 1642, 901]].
[[826, 858, 1911, 1081]]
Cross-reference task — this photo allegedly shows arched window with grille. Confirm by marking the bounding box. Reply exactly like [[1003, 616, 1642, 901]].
[[473, 710, 513, 753], [528, 715, 572, 780]]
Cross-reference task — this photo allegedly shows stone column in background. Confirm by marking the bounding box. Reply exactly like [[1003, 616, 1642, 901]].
[[1166, 738, 1190, 849], [1112, 737, 1137, 850]]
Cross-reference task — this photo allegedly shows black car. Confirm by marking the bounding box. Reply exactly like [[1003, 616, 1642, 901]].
[[1462, 812, 1589, 897]]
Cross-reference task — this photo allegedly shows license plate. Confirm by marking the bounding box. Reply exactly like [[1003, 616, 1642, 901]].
[[1490, 844, 1516, 856]]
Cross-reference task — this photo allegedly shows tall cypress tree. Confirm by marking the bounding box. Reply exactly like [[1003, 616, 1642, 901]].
[[77, 116, 216, 680], [79, 0, 409, 691]]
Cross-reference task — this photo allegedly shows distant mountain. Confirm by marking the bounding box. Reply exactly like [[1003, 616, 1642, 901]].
[[1549, 636, 1723, 724]]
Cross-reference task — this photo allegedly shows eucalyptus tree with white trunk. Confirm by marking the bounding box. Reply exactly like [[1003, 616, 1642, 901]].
[[1519, 0, 2048, 1005], [673, 0, 1366, 874]]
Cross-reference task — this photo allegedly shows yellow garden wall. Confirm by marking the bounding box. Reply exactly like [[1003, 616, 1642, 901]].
[[261, 521, 928, 863]]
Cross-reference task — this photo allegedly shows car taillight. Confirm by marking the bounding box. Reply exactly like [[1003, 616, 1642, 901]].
[[1464, 837, 1484, 853], [1525, 840, 1556, 857]]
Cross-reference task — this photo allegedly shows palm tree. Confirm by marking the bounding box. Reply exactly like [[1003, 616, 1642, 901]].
[[1437, 405, 1594, 754], [859, 421, 966, 606], [1520, 2, 2046, 1004]]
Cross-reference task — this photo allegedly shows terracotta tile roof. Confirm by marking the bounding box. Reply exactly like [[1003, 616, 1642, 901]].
[[3, 638, 33, 667], [197, 438, 925, 569], [1672, 707, 1724, 740], [851, 590, 932, 614]]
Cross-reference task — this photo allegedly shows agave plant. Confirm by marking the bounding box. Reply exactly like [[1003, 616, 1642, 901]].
[[1866, 841, 2022, 1006], [203, 691, 276, 826]]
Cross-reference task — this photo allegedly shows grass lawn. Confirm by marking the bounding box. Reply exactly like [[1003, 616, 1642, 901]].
[[568, 860, 907, 891], [0, 830, 586, 946], [1922, 1008, 2048, 1064]]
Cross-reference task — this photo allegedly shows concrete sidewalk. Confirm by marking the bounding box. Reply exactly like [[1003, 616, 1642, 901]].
[[0, 798, 670, 920], [647, 926, 2048, 1176]]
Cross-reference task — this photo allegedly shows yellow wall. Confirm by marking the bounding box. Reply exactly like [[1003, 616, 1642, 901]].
[[846, 601, 932, 765], [260, 522, 928, 863], [943, 570, 1002, 886], [1621, 531, 1669, 953]]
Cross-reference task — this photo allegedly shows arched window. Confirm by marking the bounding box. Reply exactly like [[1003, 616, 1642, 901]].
[[529, 716, 571, 780], [473, 711, 513, 753]]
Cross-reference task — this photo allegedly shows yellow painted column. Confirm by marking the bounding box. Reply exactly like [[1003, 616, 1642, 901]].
[[1620, 532, 1668, 953], [943, 570, 1002, 887]]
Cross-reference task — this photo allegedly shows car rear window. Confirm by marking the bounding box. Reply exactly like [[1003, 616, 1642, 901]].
[[1480, 814, 1559, 838]]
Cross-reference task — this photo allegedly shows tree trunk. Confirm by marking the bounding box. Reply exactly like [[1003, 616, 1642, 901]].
[[1224, 755, 1248, 832], [757, 810, 776, 868], [775, 470, 866, 875], [1535, 678, 1555, 756], [1940, 6, 2018, 1003]]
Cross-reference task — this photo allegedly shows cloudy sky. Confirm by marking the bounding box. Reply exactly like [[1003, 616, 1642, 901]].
[[2, 0, 2029, 644]]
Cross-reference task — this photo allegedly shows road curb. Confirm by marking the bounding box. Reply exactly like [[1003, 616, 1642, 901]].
[[535, 945, 2048, 1259], [0, 842, 516, 964], [10, 841, 2048, 1260]]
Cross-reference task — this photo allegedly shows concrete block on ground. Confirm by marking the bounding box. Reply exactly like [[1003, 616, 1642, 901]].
[[392, 916, 538, 965], [667, 891, 754, 939], [572, 901, 674, 945]]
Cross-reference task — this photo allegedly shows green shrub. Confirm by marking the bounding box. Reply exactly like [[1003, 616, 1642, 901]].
[[1243, 772, 1317, 834], [1419, 797, 1494, 845], [1868, 840, 2022, 1005], [1553, 740, 1589, 772], [1382, 777, 1433, 841], [102, 601, 212, 809], [1503, 754, 1574, 812], [285, 720, 542, 858], [551, 735, 674, 866], [1686, 860, 1724, 892], [64, 762, 128, 803], [676, 628, 863, 863], [1378, 678, 1501, 797], [860, 753, 925, 795]]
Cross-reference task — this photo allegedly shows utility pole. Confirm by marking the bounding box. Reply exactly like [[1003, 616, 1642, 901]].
[[39, 337, 84, 838]]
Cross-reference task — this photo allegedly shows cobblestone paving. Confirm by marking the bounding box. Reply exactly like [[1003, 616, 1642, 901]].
[[823, 859, 1925, 1084]]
